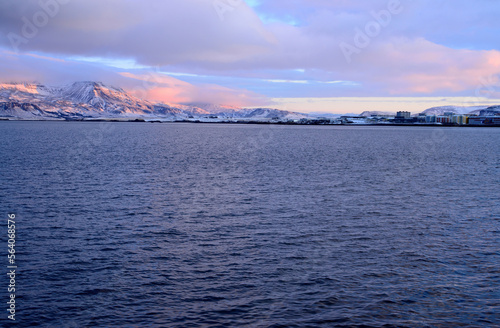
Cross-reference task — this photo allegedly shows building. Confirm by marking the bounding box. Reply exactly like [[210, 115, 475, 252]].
[[417, 113, 427, 123], [451, 115, 468, 125], [394, 111, 414, 123], [436, 116, 450, 124], [425, 115, 436, 123], [469, 116, 500, 125], [396, 111, 411, 119]]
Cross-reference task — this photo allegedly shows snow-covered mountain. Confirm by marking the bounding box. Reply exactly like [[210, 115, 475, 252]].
[[475, 105, 500, 116], [0, 82, 162, 119], [56, 81, 151, 113], [177, 103, 240, 115], [211, 107, 305, 120], [360, 111, 395, 117], [0, 82, 305, 121], [421, 105, 492, 116]]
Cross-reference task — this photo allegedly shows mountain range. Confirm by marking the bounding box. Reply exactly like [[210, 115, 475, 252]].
[[421, 105, 500, 116], [1, 82, 499, 121], [0, 82, 306, 121], [360, 106, 500, 117]]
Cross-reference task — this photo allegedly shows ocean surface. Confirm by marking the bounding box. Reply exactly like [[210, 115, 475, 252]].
[[0, 121, 499, 327]]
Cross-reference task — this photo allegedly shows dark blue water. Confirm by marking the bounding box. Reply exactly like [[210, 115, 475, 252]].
[[0, 122, 499, 327]]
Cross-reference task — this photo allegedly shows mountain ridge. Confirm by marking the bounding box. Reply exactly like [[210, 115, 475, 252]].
[[0, 82, 306, 121], [1, 82, 499, 121], [421, 105, 495, 116]]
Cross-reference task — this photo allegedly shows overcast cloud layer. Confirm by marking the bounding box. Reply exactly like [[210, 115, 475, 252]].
[[0, 0, 499, 111]]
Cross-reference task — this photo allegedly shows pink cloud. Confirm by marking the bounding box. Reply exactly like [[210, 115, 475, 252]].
[[0, 0, 274, 66], [1, 0, 500, 99], [0, 51, 269, 107], [368, 39, 500, 95], [120, 72, 269, 107]]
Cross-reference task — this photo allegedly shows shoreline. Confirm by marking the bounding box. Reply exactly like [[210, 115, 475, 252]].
[[1, 118, 499, 127]]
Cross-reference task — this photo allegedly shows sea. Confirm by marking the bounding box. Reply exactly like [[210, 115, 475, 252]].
[[0, 121, 499, 327]]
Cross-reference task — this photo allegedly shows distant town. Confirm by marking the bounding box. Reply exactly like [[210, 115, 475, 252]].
[[1, 83, 499, 126], [178, 108, 500, 126], [296, 110, 500, 126]]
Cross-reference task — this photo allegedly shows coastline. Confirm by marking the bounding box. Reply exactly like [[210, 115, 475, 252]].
[[1, 118, 499, 127]]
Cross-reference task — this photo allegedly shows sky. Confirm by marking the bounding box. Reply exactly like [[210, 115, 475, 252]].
[[1, 0, 500, 114]]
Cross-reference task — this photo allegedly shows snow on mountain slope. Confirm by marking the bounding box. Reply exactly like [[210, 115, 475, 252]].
[[0, 83, 45, 103], [0, 83, 40, 95], [0, 82, 186, 118], [179, 103, 240, 115], [0, 81, 304, 121], [55, 81, 157, 114], [218, 108, 306, 120], [471, 105, 500, 116], [0, 101, 48, 120], [360, 111, 395, 117], [422, 105, 490, 116]]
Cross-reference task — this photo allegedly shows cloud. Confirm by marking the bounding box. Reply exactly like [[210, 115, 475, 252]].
[[1, 0, 500, 98], [0, 49, 118, 85], [0, 0, 274, 66], [0, 50, 270, 107], [121, 71, 269, 107]]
